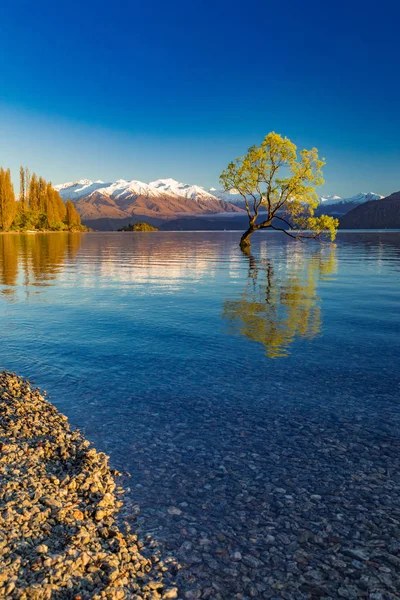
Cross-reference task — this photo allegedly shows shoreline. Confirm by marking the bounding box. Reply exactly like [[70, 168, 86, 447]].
[[0, 371, 178, 599], [0, 230, 87, 235]]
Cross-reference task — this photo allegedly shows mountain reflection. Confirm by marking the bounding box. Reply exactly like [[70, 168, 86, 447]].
[[223, 246, 337, 358], [0, 233, 82, 300]]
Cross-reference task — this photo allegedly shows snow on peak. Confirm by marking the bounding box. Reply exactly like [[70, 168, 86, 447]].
[[149, 178, 216, 201], [210, 188, 245, 206], [90, 179, 158, 199], [320, 194, 342, 204], [54, 179, 92, 190], [57, 177, 223, 203], [345, 192, 383, 203], [55, 180, 107, 200], [150, 178, 180, 187], [319, 192, 383, 205]]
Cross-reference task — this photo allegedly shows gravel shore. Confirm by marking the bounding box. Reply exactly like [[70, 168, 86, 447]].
[[2, 369, 399, 600], [0, 372, 178, 600]]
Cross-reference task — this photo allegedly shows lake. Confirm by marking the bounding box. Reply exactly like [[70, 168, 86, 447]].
[[0, 231, 399, 599]]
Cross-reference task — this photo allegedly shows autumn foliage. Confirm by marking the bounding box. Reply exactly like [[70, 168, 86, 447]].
[[0, 166, 84, 232]]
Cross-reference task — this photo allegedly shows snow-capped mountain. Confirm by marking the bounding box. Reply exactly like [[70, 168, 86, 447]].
[[340, 190, 400, 229], [55, 177, 384, 222], [316, 192, 384, 217], [150, 179, 219, 202], [55, 178, 244, 220], [211, 189, 384, 211], [320, 194, 342, 204], [320, 192, 383, 206], [209, 187, 245, 207], [55, 180, 108, 201]]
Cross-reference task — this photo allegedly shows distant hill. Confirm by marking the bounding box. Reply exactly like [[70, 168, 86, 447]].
[[159, 215, 251, 231], [340, 191, 400, 229], [82, 215, 164, 231]]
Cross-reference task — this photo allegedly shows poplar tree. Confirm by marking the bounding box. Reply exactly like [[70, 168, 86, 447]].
[[19, 166, 27, 213], [46, 183, 66, 228], [25, 168, 31, 206], [0, 169, 16, 230], [29, 173, 40, 214], [64, 200, 81, 229], [38, 176, 47, 214]]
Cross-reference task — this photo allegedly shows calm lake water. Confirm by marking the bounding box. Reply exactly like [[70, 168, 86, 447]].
[[1, 231, 399, 598]]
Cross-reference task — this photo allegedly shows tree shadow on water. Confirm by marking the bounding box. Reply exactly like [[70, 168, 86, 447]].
[[223, 245, 337, 358]]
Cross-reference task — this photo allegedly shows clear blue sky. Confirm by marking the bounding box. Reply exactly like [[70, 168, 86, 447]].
[[0, 0, 399, 196]]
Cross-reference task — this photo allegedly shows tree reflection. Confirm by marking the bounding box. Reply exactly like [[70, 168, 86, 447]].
[[0, 235, 20, 301], [223, 246, 337, 358], [0, 233, 82, 301]]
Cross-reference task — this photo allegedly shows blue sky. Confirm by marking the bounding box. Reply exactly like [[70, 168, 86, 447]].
[[0, 0, 399, 196]]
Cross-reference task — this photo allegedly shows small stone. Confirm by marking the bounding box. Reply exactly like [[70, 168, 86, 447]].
[[148, 580, 163, 589], [242, 554, 264, 568], [310, 494, 322, 501], [167, 506, 182, 516], [338, 585, 359, 599], [5, 583, 15, 595], [378, 566, 391, 573], [36, 544, 48, 554], [342, 548, 370, 561], [163, 588, 179, 599]]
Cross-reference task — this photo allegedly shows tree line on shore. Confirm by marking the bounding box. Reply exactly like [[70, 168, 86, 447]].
[[0, 167, 85, 232]]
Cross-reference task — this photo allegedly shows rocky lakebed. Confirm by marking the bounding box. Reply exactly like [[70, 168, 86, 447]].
[[1, 371, 400, 600]]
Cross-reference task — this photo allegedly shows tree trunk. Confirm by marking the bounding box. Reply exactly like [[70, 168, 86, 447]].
[[239, 226, 255, 250]]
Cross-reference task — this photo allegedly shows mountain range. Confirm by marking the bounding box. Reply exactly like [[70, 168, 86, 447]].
[[315, 192, 384, 217], [54, 178, 244, 220], [210, 189, 385, 218], [55, 178, 386, 226], [340, 191, 400, 229]]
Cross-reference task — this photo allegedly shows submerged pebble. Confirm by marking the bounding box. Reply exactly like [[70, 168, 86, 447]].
[[0, 371, 178, 599]]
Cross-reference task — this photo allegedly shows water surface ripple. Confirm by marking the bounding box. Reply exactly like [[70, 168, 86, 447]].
[[0, 231, 399, 599]]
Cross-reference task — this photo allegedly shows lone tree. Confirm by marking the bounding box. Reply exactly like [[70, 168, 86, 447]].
[[220, 132, 338, 250]]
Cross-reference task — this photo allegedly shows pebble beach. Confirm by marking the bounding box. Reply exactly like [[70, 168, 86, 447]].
[[0, 372, 178, 600]]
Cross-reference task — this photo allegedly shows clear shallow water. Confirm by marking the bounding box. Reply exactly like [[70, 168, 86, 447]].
[[1, 231, 400, 598]]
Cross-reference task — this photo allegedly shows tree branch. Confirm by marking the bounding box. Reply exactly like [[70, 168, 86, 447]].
[[272, 215, 294, 229], [270, 225, 302, 240]]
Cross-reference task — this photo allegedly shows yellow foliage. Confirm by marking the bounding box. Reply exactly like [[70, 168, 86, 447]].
[[0, 168, 16, 231], [220, 132, 339, 246]]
